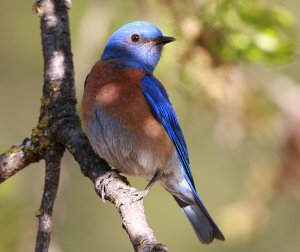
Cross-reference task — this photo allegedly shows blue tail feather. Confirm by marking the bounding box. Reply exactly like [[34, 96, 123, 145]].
[[174, 189, 225, 244]]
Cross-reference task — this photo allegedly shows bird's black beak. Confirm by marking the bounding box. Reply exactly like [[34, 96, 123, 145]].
[[153, 36, 176, 45]]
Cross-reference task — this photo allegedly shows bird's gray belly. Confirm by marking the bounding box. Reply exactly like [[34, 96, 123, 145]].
[[85, 108, 177, 180]]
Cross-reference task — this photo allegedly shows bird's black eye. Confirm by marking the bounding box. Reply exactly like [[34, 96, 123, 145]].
[[131, 34, 140, 43]]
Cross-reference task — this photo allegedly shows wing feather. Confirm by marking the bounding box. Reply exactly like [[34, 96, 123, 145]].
[[141, 74, 195, 187]]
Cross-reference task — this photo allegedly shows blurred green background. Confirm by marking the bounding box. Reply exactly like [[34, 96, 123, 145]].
[[1, 0, 300, 251]]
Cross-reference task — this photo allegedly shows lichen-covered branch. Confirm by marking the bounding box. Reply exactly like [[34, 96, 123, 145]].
[[0, 127, 48, 183], [35, 142, 65, 252]]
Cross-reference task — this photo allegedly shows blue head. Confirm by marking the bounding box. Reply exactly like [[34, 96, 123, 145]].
[[101, 21, 175, 73]]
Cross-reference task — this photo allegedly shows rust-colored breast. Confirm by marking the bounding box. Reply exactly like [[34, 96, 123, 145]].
[[82, 60, 174, 168]]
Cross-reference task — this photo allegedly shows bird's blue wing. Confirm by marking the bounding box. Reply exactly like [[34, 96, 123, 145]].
[[141, 74, 225, 243], [141, 74, 195, 188]]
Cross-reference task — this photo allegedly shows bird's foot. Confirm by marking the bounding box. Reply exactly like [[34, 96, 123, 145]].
[[96, 169, 130, 202], [129, 171, 161, 204], [112, 169, 130, 185], [130, 189, 149, 204]]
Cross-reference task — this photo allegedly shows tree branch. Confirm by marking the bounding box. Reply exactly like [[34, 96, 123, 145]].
[[35, 142, 65, 252], [0, 127, 48, 183], [94, 171, 168, 252]]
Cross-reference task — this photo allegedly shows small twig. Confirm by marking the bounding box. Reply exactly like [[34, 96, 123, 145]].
[[0, 135, 45, 183], [35, 142, 65, 252], [0, 98, 50, 183]]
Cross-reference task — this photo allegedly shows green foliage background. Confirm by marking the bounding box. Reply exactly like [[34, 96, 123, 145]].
[[1, 0, 300, 251]]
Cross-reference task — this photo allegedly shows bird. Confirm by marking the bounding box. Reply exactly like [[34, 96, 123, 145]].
[[82, 21, 225, 244]]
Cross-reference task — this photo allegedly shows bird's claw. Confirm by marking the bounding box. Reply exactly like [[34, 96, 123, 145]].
[[96, 169, 129, 202], [130, 189, 148, 204]]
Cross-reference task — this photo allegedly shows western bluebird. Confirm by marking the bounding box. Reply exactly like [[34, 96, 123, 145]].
[[82, 21, 225, 244]]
